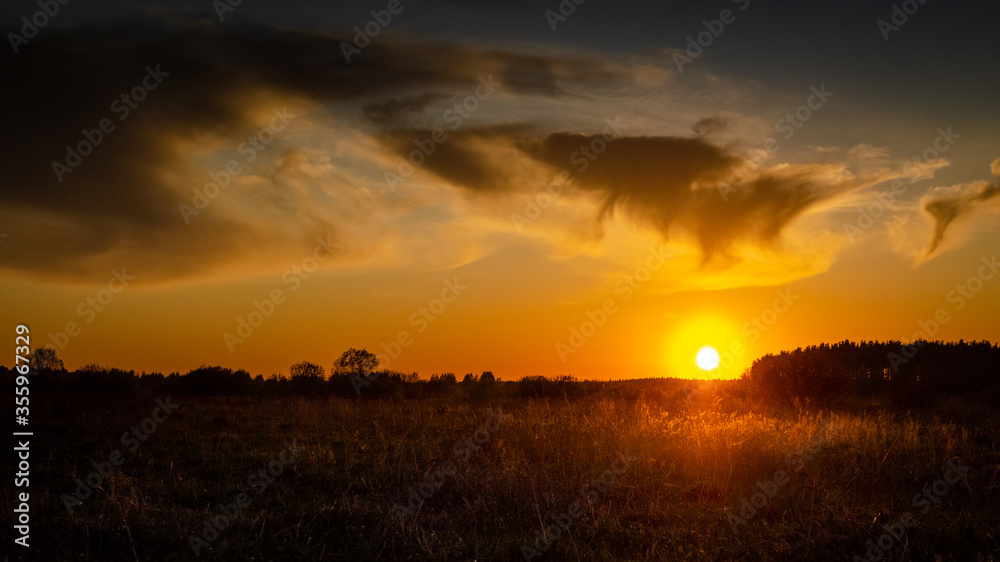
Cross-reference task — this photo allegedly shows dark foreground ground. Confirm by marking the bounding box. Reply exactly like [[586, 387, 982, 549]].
[[4, 380, 1000, 561]]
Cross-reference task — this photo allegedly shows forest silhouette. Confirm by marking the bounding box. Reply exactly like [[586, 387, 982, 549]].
[[7, 340, 999, 409]]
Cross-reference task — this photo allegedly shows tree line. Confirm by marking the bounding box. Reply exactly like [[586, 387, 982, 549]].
[[4, 341, 999, 406], [743, 339, 1000, 407]]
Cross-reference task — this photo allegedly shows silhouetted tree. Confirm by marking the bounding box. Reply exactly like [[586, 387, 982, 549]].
[[436, 373, 457, 384], [177, 365, 253, 395], [71, 363, 137, 393], [332, 348, 379, 377], [743, 352, 798, 409], [290, 361, 327, 394], [290, 361, 325, 380], [29, 347, 64, 371]]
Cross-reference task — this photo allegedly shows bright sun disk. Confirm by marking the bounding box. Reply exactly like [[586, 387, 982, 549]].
[[695, 345, 720, 371]]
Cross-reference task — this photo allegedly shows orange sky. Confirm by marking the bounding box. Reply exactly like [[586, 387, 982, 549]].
[[4, 226, 998, 380], [3, 7, 999, 380]]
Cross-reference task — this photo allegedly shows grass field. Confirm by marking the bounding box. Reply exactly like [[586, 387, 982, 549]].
[[11, 380, 1000, 561]]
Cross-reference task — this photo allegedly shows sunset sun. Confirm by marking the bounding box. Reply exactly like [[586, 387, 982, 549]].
[[665, 314, 745, 379], [695, 345, 720, 371]]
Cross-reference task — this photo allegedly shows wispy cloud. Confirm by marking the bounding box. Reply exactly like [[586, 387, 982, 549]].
[[4, 17, 995, 292], [921, 158, 1000, 256], [0, 20, 622, 284]]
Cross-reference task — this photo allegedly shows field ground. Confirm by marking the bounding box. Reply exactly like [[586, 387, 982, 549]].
[[8, 380, 1000, 561]]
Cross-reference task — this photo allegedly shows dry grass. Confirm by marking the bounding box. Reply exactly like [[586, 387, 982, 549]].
[[13, 389, 1000, 560]]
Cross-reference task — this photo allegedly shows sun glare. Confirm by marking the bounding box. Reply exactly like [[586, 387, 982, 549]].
[[695, 345, 720, 371], [665, 314, 744, 379]]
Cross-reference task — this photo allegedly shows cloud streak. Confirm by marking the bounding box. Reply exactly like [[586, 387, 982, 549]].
[[921, 158, 1000, 256]]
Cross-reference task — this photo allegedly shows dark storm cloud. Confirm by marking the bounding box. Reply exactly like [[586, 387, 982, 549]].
[[377, 126, 873, 261], [0, 20, 612, 282], [532, 133, 863, 260], [921, 162, 1000, 255], [686, 167, 847, 259], [528, 133, 736, 229]]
